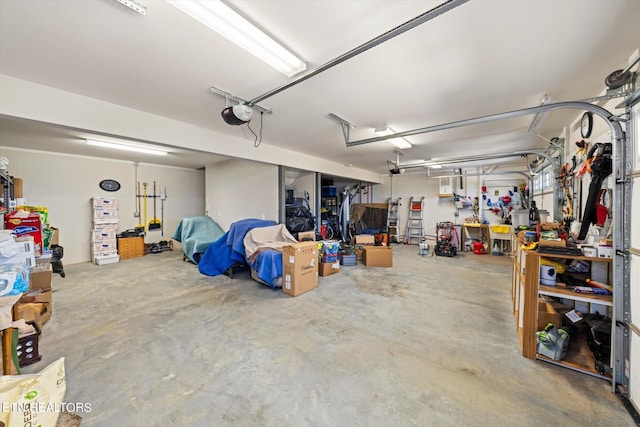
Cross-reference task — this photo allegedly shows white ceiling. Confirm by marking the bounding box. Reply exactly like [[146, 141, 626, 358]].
[[0, 0, 639, 174]]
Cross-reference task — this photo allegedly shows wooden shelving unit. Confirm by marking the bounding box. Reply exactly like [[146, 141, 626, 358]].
[[512, 244, 614, 379]]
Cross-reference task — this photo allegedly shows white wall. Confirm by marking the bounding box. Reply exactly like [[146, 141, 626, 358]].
[[0, 75, 383, 184], [372, 172, 455, 238], [2, 147, 205, 264], [372, 170, 527, 239], [205, 158, 278, 230]]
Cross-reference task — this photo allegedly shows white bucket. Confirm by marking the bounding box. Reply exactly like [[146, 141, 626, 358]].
[[540, 265, 556, 286]]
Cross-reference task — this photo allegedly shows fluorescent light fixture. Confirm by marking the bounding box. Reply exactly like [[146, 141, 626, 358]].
[[375, 127, 412, 149], [86, 139, 168, 156], [167, 0, 306, 77]]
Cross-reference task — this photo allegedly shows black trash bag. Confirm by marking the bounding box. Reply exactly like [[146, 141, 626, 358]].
[[50, 244, 65, 278], [285, 205, 315, 233]]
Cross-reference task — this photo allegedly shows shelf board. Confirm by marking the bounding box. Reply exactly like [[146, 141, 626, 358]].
[[535, 252, 612, 263], [538, 284, 612, 306], [536, 332, 611, 381]]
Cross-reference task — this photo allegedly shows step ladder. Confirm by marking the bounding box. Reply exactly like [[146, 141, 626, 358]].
[[405, 196, 424, 245], [386, 197, 401, 243]]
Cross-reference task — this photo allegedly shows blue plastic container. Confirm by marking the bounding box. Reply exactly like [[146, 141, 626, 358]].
[[322, 186, 337, 197]]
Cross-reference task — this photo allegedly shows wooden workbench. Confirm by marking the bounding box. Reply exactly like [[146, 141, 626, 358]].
[[461, 223, 490, 251]]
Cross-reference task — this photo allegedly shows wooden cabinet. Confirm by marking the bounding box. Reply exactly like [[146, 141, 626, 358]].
[[512, 244, 614, 381], [0, 170, 14, 215]]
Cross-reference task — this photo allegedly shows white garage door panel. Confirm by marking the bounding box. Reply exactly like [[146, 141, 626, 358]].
[[632, 332, 640, 409], [627, 99, 639, 411], [633, 180, 640, 248], [631, 255, 640, 324]]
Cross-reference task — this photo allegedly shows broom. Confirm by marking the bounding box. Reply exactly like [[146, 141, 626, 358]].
[[149, 180, 162, 230], [136, 181, 144, 231]]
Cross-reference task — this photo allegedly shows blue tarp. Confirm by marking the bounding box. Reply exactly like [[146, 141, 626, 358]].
[[250, 247, 285, 288], [198, 218, 278, 279], [172, 215, 225, 264]]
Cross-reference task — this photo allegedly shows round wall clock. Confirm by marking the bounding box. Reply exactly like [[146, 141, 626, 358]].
[[99, 179, 121, 192], [580, 112, 593, 138]]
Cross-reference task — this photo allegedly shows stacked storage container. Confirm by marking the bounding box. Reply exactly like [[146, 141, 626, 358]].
[[91, 197, 119, 265]]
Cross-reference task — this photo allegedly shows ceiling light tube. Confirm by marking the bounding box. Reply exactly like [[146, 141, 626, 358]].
[[86, 139, 168, 156], [167, 0, 306, 77], [375, 127, 412, 149]]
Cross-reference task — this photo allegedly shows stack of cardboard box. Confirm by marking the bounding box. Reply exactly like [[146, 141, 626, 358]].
[[0, 235, 53, 374], [91, 197, 119, 265]]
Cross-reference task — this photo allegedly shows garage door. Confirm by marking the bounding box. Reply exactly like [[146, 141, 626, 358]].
[[626, 98, 640, 412]]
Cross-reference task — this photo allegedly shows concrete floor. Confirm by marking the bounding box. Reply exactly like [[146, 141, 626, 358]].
[[24, 244, 633, 426]]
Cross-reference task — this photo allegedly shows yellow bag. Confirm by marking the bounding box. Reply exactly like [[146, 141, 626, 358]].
[[540, 257, 566, 274]]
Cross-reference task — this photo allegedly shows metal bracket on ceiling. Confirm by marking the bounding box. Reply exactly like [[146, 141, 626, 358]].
[[209, 86, 272, 114], [328, 113, 356, 143], [580, 74, 637, 106]]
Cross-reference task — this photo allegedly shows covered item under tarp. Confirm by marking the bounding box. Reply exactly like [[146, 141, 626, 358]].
[[198, 218, 277, 277], [243, 224, 298, 287], [351, 203, 388, 233], [172, 215, 225, 263]]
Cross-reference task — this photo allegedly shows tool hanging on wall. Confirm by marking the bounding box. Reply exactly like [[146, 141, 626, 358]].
[[149, 181, 162, 231], [137, 181, 144, 229], [161, 186, 167, 236], [143, 182, 148, 233]]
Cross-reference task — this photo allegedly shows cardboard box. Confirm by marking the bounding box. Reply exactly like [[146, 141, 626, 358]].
[[20, 290, 52, 325], [29, 265, 52, 293], [598, 245, 613, 259], [0, 294, 22, 330], [13, 177, 23, 198], [318, 261, 340, 277], [282, 241, 318, 297], [17, 302, 47, 331], [538, 239, 566, 248], [2, 236, 36, 268], [4, 212, 43, 255], [355, 235, 375, 245], [92, 197, 118, 208], [93, 253, 119, 265], [30, 256, 51, 274], [92, 239, 118, 253], [297, 231, 316, 242], [92, 206, 118, 220], [538, 300, 562, 331], [92, 222, 118, 233], [363, 246, 393, 267]]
